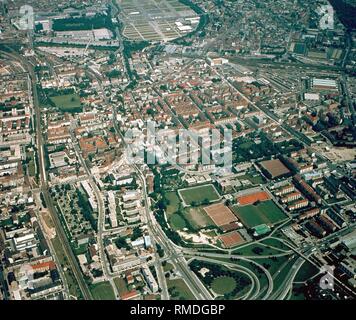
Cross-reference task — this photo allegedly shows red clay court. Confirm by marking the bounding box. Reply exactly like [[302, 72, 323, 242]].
[[219, 231, 246, 248], [237, 191, 270, 206], [203, 203, 237, 227]]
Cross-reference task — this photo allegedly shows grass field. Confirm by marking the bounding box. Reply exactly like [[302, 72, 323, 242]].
[[259, 238, 291, 252], [164, 192, 181, 215], [167, 278, 195, 300], [271, 255, 299, 295], [238, 172, 265, 185], [232, 242, 285, 256], [163, 262, 174, 273], [251, 255, 290, 276], [290, 283, 307, 300], [164, 191, 215, 231], [185, 206, 215, 230], [232, 200, 286, 228], [114, 277, 129, 295], [178, 184, 220, 206], [72, 243, 88, 255], [169, 213, 187, 230], [90, 281, 116, 300], [211, 276, 236, 295], [50, 94, 82, 113], [294, 261, 319, 282]]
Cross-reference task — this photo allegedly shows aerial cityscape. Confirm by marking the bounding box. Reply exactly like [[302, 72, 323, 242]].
[[0, 0, 355, 303]]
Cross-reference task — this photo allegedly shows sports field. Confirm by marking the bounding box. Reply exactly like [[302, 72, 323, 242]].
[[237, 191, 270, 206], [178, 184, 220, 206], [90, 281, 115, 300], [203, 203, 237, 227], [232, 200, 287, 228], [218, 231, 245, 248]]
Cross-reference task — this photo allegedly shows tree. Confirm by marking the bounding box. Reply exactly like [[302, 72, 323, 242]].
[[156, 243, 164, 258], [252, 247, 263, 255], [131, 227, 142, 241]]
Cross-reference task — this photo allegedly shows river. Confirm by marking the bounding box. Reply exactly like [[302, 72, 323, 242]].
[[329, 0, 356, 30]]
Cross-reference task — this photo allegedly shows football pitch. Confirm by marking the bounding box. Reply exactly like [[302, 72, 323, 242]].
[[178, 184, 220, 206], [232, 200, 287, 228]]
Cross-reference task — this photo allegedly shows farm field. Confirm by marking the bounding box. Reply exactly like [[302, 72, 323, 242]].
[[232, 200, 287, 228], [178, 184, 220, 206]]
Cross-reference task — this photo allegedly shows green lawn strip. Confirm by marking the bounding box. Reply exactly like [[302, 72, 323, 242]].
[[259, 238, 292, 252], [27, 151, 36, 176], [232, 242, 286, 257], [51, 236, 83, 299]]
